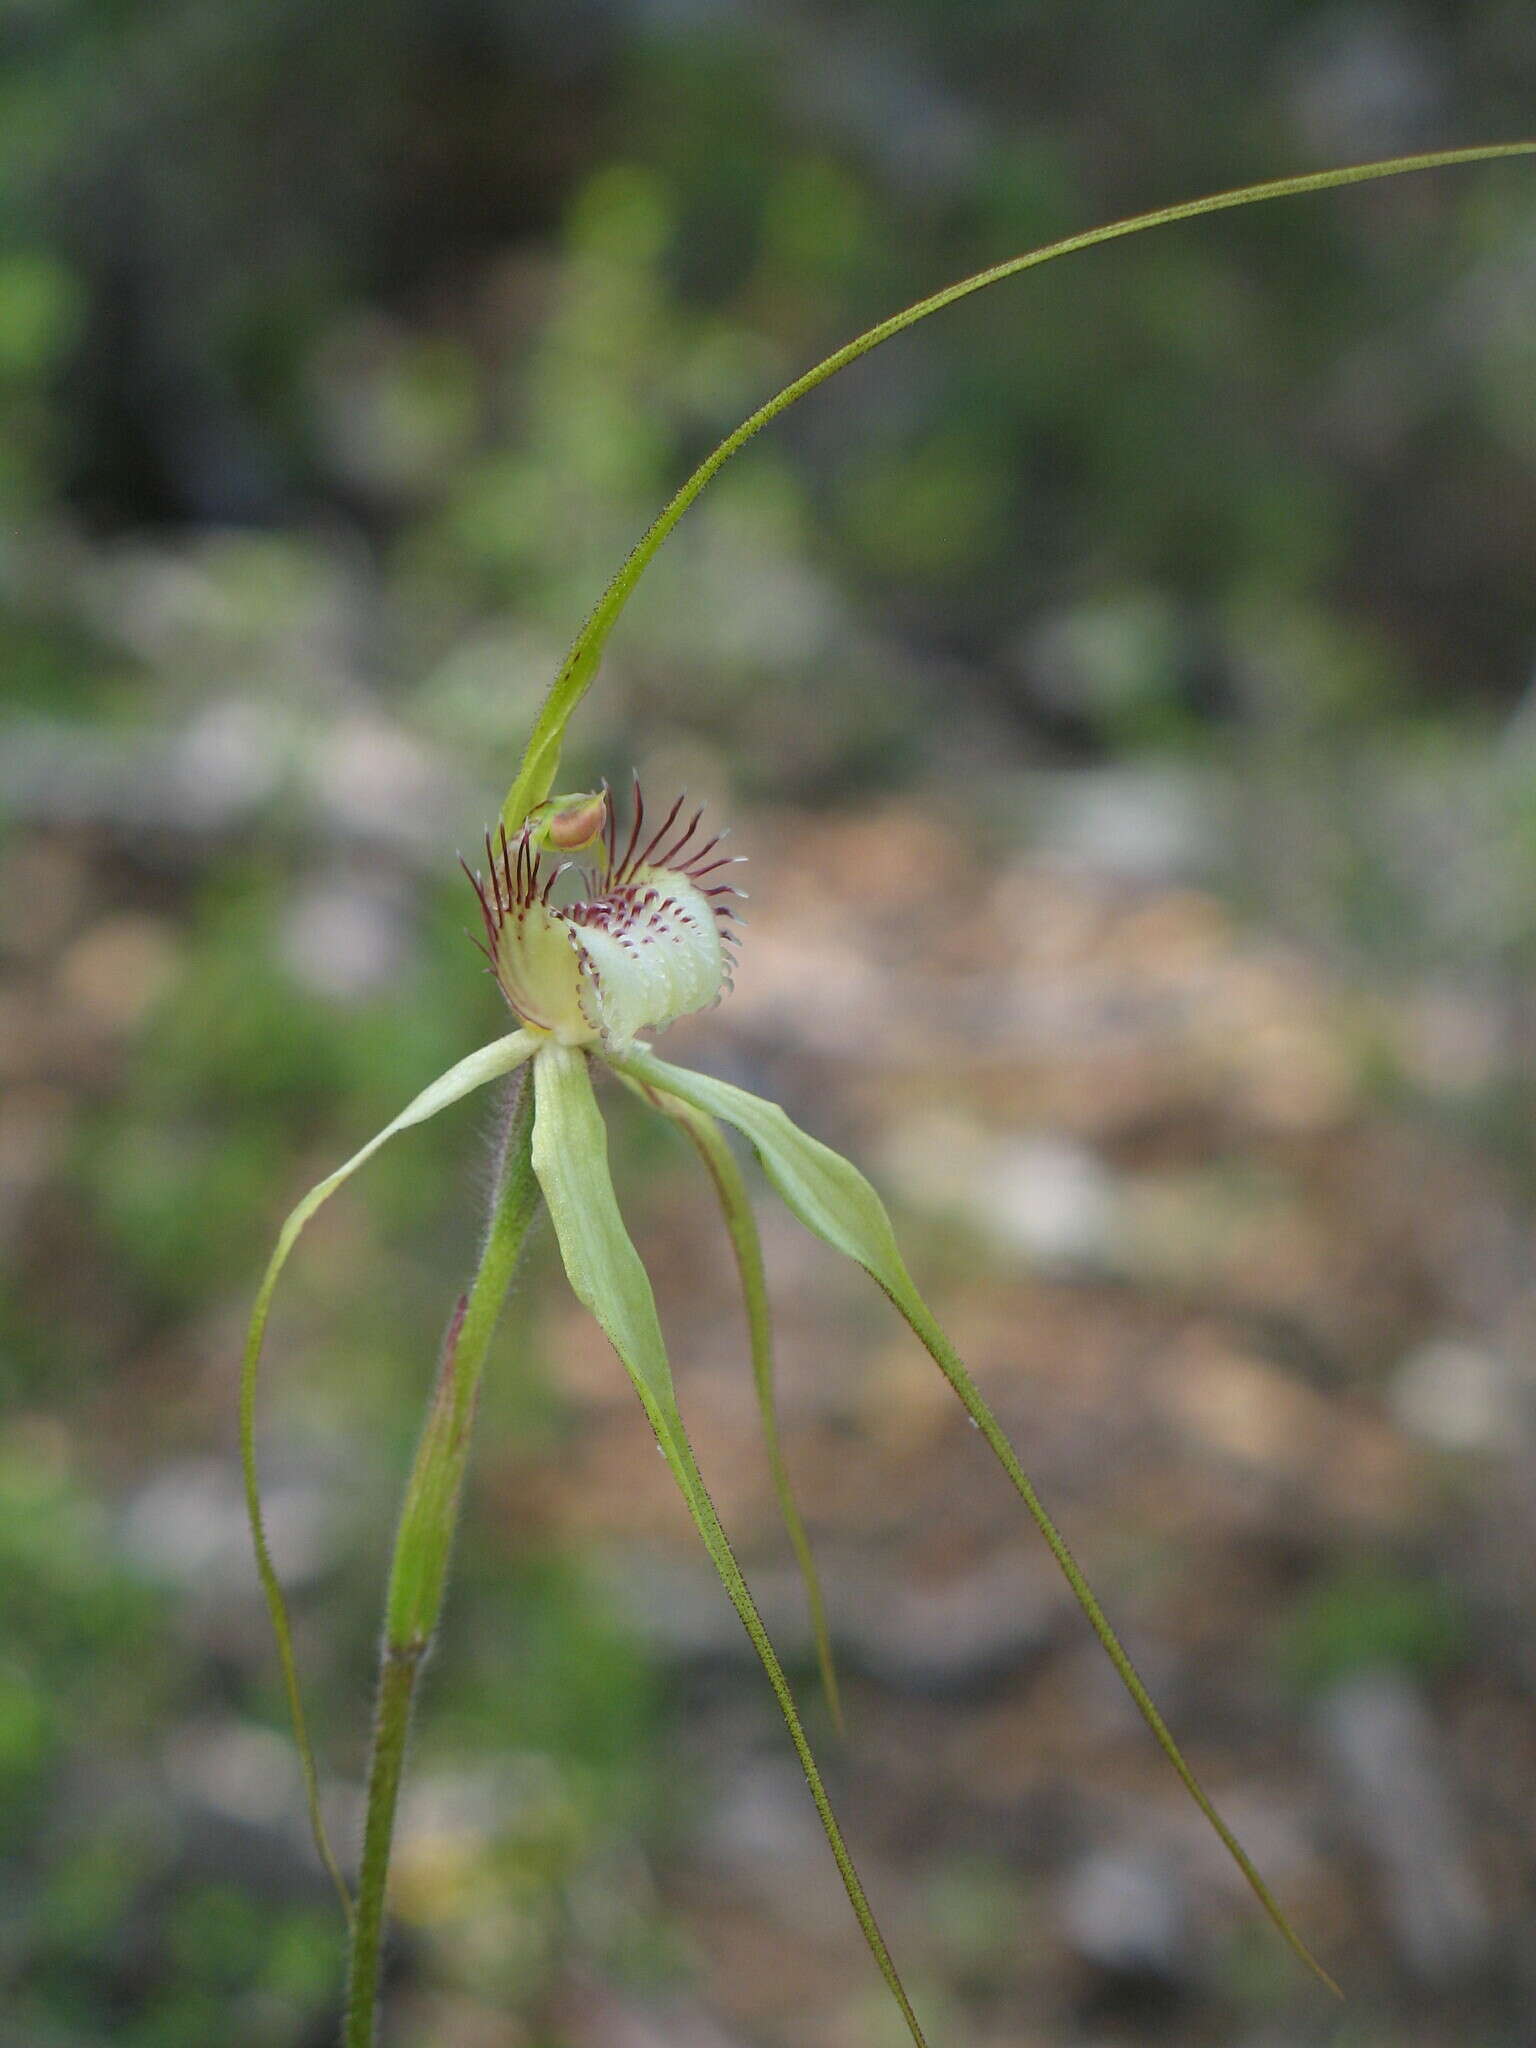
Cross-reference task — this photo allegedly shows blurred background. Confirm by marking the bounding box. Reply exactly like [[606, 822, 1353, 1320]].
[[2, 3, 1534, 2044]]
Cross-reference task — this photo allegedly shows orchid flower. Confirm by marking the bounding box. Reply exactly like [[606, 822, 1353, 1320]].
[[241, 143, 1534, 2045]]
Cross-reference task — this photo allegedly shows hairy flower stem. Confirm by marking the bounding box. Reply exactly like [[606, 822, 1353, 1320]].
[[344, 1076, 540, 2047], [345, 1643, 423, 2048]]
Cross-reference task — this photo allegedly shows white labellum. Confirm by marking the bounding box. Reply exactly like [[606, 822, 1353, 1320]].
[[466, 785, 743, 1052]]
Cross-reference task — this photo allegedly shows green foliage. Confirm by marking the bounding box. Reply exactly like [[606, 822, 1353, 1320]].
[[441, 1554, 661, 1780], [0, 1431, 346, 2046], [0, 1434, 164, 1749], [1274, 1562, 1467, 1694]]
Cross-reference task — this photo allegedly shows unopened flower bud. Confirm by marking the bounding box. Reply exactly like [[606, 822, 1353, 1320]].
[[527, 790, 608, 854]]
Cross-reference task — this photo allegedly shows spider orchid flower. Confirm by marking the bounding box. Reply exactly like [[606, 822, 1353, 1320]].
[[243, 780, 1334, 2046], [239, 144, 1536, 2047], [462, 782, 742, 1051]]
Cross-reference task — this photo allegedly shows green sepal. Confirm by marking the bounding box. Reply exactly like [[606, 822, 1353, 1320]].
[[617, 1068, 844, 1732], [241, 1027, 541, 1919], [613, 1046, 1340, 1996], [530, 1043, 929, 2044], [501, 143, 1535, 826]]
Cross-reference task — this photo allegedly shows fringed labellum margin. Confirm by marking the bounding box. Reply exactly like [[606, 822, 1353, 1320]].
[[463, 784, 744, 1052]]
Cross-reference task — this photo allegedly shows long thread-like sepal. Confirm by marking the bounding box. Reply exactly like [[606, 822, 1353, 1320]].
[[502, 143, 1535, 830], [612, 1047, 1341, 1997], [621, 1071, 844, 1732], [530, 1044, 928, 2045], [240, 1028, 541, 1918]]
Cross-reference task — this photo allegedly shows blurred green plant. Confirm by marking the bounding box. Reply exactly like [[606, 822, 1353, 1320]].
[[0, 1434, 164, 1771], [1274, 1560, 1467, 1694], [0, 1427, 354, 2046], [242, 143, 1534, 2045]]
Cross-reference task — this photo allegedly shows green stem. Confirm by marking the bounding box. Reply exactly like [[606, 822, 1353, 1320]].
[[343, 1076, 541, 2047], [501, 141, 1536, 829], [345, 1642, 424, 2044]]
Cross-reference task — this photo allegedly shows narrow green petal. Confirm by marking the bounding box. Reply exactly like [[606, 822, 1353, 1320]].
[[241, 1028, 541, 1918], [614, 1048, 1340, 1996], [530, 1044, 928, 2045], [618, 1069, 844, 1733], [502, 143, 1535, 826]]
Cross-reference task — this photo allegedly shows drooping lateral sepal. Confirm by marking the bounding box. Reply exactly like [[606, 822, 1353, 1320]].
[[616, 1066, 844, 1731], [241, 1026, 542, 1922], [610, 1045, 1338, 1995], [528, 1043, 929, 2044]]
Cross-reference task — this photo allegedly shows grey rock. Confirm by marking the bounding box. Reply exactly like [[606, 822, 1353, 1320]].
[[878, 1111, 1121, 1275], [279, 870, 413, 1001], [121, 1456, 336, 1599], [560, 1975, 748, 2048], [1389, 1337, 1524, 1455], [1025, 765, 1222, 884], [1058, 1845, 1190, 1978], [838, 1552, 1060, 1695], [1316, 1668, 1489, 1982]]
